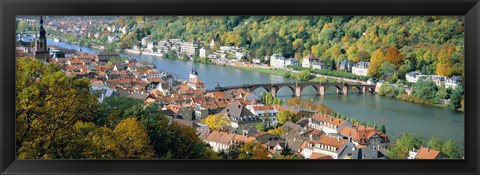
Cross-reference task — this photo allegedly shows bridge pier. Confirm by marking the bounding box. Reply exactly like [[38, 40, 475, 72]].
[[342, 86, 348, 95], [319, 86, 325, 96], [362, 86, 367, 94], [271, 87, 277, 98], [295, 86, 302, 97]]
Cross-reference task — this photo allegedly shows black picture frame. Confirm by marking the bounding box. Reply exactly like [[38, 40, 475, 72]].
[[1, 0, 479, 175]]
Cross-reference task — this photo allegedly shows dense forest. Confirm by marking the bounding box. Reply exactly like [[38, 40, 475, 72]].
[[115, 16, 464, 80]]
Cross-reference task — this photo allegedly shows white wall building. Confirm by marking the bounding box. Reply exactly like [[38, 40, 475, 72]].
[[351, 61, 369, 76], [270, 54, 287, 68]]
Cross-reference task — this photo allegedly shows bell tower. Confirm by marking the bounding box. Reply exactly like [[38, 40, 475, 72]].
[[35, 16, 49, 62]]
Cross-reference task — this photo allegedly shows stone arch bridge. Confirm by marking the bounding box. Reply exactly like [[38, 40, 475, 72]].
[[208, 82, 376, 97]]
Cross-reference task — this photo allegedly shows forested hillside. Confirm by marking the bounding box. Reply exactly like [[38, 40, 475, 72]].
[[116, 16, 464, 79]]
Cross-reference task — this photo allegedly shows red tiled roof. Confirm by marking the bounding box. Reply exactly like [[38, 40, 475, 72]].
[[415, 147, 441, 159]]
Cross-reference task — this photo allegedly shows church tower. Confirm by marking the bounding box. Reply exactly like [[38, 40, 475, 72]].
[[35, 16, 49, 62], [189, 67, 198, 80]]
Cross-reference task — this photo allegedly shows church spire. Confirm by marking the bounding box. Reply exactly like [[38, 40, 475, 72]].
[[35, 16, 49, 62]]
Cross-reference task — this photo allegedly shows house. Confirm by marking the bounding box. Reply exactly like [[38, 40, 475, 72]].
[[235, 52, 246, 60], [312, 60, 328, 70], [445, 76, 462, 89], [219, 101, 263, 129], [300, 134, 354, 159], [406, 71, 423, 83], [352, 61, 369, 76], [194, 104, 209, 121], [250, 132, 286, 154], [199, 47, 210, 58], [90, 83, 114, 103], [269, 54, 287, 68], [97, 51, 119, 62], [408, 147, 446, 159], [252, 58, 261, 64], [127, 91, 149, 101], [180, 42, 196, 57], [338, 125, 390, 148], [146, 42, 158, 52], [308, 114, 352, 134], [302, 55, 319, 68], [338, 144, 387, 159], [203, 130, 257, 152], [337, 59, 352, 72], [285, 58, 300, 67], [247, 105, 279, 127], [210, 38, 219, 48]]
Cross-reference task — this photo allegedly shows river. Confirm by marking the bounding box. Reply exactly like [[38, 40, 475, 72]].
[[49, 39, 465, 154]]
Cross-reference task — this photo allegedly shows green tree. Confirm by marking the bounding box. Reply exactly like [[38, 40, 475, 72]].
[[378, 62, 397, 82], [413, 77, 438, 100], [255, 123, 267, 131], [388, 133, 423, 159], [449, 86, 464, 109], [379, 125, 386, 134], [296, 70, 313, 81], [427, 137, 443, 151], [441, 140, 458, 159], [276, 110, 298, 125]]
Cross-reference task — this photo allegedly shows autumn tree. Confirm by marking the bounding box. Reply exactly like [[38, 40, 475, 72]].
[[385, 47, 404, 67], [238, 141, 269, 159], [367, 49, 385, 78], [202, 114, 231, 130], [267, 127, 284, 136], [16, 57, 99, 159], [113, 118, 155, 159]]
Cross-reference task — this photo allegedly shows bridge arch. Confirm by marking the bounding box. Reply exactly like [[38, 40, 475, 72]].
[[300, 84, 319, 96], [275, 85, 295, 97]]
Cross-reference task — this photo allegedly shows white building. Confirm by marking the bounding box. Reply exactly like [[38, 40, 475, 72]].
[[204, 131, 256, 152], [351, 61, 369, 76], [252, 58, 261, 64], [312, 61, 328, 70], [235, 52, 247, 60], [406, 71, 423, 83], [270, 54, 287, 68], [285, 58, 300, 67], [445, 76, 462, 89], [302, 55, 319, 68], [199, 47, 210, 58], [247, 105, 279, 127], [301, 135, 353, 159], [180, 42, 197, 57], [146, 42, 158, 52]]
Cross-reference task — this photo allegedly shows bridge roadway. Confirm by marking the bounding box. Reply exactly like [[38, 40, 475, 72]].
[[207, 82, 376, 97]]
